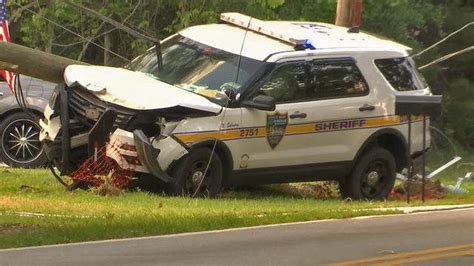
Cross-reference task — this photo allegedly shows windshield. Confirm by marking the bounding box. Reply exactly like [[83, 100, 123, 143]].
[[126, 35, 265, 105]]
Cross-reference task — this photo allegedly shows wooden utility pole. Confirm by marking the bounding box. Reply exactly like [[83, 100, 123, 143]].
[[335, 0, 363, 28], [0, 42, 88, 84]]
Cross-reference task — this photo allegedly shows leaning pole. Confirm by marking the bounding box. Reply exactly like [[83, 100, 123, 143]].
[[0, 42, 88, 84]]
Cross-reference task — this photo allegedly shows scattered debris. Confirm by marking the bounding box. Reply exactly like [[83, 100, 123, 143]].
[[426, 156, 462, 180], [444, 172, 472, 195], [392, 156, 471, 200], [94, 172, 124, 197], [391, 178, 445, 200]]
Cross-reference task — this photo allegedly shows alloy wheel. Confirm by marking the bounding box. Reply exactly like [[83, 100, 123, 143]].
[[1, 119, 43, 164]]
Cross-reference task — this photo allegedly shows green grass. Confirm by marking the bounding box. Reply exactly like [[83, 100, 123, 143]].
[[0, 151, 473, 249]]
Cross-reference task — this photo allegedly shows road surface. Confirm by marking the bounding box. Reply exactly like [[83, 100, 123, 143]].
[[1, 208, 473, 266]]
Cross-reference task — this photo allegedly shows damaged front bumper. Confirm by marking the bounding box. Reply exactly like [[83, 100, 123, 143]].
[[40, 84, 188, 183], [133, 130, 174, 183], [109, 128, 188, 183]]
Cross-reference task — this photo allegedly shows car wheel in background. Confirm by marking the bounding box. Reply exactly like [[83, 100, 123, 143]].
[[340, 147, 396, 200], [0, 112, 47, 168]]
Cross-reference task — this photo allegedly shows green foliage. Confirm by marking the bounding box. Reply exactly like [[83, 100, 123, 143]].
[[417, 0, 474, 148], [363, 0, 444, 49], [442, 78, 474, 146], [4, 0, 473, 147]]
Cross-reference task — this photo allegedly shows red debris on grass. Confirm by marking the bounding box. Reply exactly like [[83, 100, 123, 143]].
[[69, 141, 136, 190]]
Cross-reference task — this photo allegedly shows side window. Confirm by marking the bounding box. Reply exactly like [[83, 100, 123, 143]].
[[308, 59, 369, 99], [0, 75, 5, 82], [258, 62, 307, 103], [375, 57, 425, 91]]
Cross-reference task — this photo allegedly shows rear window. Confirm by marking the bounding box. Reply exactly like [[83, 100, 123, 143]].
[[375, 57, 427, 91]]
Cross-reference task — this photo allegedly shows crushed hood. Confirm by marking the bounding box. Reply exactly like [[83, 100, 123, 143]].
[[63, 65, 222, 113]]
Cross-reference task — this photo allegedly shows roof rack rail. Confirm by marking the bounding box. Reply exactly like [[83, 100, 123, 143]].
[[220, 12, 315, 50]]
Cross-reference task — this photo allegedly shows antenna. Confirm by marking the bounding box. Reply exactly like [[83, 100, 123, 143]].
[[191, 16, 253, 198]]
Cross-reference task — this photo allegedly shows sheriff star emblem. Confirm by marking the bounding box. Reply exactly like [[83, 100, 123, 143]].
[[266, 112, 288, 149]]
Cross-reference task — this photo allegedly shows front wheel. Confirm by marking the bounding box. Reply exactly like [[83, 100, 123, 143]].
[[340, 147, 396, 200], [168, 148, 223, 198]]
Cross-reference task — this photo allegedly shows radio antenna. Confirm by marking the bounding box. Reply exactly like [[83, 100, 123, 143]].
[[191, 17, 253, 198]]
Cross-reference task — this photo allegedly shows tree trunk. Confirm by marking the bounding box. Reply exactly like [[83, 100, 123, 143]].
[[103, 25, 112, 66], [45, 0, 56, 53]]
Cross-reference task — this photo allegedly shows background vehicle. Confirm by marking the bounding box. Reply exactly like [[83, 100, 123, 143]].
[[0, 75, 55, 168]]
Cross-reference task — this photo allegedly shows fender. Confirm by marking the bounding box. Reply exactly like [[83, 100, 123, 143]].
[[353, 128, 408, 170], [178, 139, 234, 179]]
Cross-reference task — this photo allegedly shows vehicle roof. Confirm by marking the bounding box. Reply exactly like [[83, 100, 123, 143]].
[[179, 22, 411, 61]]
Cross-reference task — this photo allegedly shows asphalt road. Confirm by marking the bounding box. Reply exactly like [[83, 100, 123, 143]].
[[1, 208, 473, 266]]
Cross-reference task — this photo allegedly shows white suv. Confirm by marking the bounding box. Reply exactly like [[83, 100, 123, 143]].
[[40, 13, 431, 199]]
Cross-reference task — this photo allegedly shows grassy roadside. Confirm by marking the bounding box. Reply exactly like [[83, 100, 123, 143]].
[[1, 152, 473, 249]]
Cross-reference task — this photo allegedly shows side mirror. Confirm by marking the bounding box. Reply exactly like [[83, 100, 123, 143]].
[[241, 95, 276, 111]]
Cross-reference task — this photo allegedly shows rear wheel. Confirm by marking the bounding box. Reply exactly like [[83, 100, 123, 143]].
[[340, 147, 396, 200], [168, 148, 223, 198], [0, 112, 47, 168]]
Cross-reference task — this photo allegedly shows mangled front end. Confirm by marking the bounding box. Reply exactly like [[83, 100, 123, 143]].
[[40, 65, 221, 183]]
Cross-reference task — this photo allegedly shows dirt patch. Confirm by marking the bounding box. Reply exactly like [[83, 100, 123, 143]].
[[276, 182, 340, 199], [390, 179, 445, 200], [0, 223, 36, 236]]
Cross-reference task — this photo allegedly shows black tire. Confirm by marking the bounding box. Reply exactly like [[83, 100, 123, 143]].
[[0, 112, 47, 168], [168, 148, 223, 198], [340, 147, 396, 200]]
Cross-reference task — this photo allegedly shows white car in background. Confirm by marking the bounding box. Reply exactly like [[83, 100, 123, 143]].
[[40, 13, 431, 199]]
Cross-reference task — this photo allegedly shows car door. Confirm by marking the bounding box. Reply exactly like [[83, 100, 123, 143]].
[[239, 60, 315, 169], [303, 57, 381, 163]]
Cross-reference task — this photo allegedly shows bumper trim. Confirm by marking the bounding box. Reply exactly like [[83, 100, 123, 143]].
[[133, 130, 174, 183]]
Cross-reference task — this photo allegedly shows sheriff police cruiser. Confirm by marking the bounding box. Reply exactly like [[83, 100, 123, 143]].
[[40, 13, 431, 200]]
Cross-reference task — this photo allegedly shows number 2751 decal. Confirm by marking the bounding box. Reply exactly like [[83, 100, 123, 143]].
[[240, 128, 259, 137]]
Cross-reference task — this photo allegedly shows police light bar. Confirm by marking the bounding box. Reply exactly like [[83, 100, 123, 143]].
[[220, 12, 314, 50]]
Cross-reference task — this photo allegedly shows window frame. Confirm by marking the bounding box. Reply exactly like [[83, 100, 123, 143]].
[[308, 57, 370, 101], [254, 60, 310, 104], [244, 57, 370, 105]]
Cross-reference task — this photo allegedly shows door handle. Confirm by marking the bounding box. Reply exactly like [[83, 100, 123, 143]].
[[289, 112, 307, 119], [359, 104, 375, 112]]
